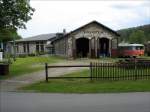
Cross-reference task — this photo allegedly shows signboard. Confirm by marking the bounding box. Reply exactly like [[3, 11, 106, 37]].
[[0, 52, 3, 60], [75, 31, 102, 38]]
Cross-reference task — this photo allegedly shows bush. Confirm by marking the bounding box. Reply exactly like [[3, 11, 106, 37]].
[[28, 53, 36, 57], [0, 48, 4, 52], [36, 51, 47, 56], [0, 59, 10, 64], [18, 54, 27, 58]]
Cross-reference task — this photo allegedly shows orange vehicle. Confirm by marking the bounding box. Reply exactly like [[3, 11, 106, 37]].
[[118, 43, 145, 58]]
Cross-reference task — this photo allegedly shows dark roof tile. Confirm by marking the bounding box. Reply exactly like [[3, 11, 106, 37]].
[[15, 33, 56, 42]]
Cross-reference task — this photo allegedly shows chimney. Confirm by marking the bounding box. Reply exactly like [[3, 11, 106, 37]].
[[63, 29, 66, 35]]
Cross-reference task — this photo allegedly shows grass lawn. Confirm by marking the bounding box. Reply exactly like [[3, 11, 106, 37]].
[[0, 56, 64, 80], [75, 57, 122, 63], [21, 70, 150, 93]]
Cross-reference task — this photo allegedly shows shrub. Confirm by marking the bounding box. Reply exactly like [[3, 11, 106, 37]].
[[36, 51, 47, 56], [0, 59, 10, 64], [18, 54, 27, 58], [28, 53, 36, 57], [0, 48, 4, 52]]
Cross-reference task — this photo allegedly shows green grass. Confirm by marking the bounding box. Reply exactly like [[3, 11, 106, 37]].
[[0, 56, 64, 80], [21, 70, 150, 93], [75, 57, 122, 63], [140, 56, 150, 59]]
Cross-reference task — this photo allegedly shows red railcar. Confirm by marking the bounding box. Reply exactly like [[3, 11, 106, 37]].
[[117, 43, 145, 58], [111, 43, 145, 58]]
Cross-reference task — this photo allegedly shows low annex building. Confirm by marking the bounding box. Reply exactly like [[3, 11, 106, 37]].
[[7, 33, 63, 55], [8, 20, 120, 58]]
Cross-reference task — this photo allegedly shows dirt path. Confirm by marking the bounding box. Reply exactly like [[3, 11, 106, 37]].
[[0, 60, 90, 92]]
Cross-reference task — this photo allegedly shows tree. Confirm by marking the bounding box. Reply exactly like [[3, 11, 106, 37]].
[[0, 0, 34, 29], [146, 34, 150, 42], [0, 28, 21, 42], [0, 0, 34, 61], [118, 24, 150, 44], [0, 0, 34, 41], [129, 30, 146, 44]]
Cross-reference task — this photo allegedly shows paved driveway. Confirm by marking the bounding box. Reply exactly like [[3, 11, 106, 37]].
[[0, 60, 89, 92], [1, 92, 150, 112]]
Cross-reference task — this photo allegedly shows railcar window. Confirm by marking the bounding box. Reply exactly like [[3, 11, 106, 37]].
[[132, 46, 136, 50], [136, 46, 144, 50], [140, 46, 144, 50], [126, 46, 135, 50], [119, 45, 144, 51]]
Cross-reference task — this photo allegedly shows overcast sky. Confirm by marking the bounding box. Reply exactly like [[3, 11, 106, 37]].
[[18, 0, 150, 38]]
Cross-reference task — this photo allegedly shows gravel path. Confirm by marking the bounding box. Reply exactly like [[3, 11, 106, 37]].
[[0, 60, 90, 92]]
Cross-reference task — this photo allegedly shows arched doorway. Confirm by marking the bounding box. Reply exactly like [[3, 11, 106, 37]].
[[76, 37, 89, 58], [99, 38, 109, 57]]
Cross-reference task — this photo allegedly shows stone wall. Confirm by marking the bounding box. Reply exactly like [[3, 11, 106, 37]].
[[54, 38, 68, 57]]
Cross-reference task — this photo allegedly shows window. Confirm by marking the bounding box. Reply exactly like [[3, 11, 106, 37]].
[[23, 43, 26, 52], [40, 44, 44, 52], [36, 41, 45, 53], [131, 46, 136, 50], [15, 43, 19, 53], [40, 42, 44, 52], [136, 46, 144, 50], [27, 43, 30, 53], [36, 42, 39, 52]]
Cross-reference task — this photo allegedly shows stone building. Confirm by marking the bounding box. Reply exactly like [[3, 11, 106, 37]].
[[52, 20, 120, 58]]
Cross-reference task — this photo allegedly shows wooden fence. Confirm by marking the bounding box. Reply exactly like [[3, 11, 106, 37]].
[[45, 62, 150, 82], [45, 64, 90, 82]]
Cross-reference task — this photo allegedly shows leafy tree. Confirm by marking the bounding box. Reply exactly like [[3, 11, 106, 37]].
[[0, 0, 34, 29], [0, 28, 21, 42], [129, 30, 146, 44], [118, 24, 150, 44], [146, 34, 150, 42], [0, 0, 34, 41]]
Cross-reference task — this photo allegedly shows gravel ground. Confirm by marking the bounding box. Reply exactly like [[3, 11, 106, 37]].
[[0, 60, 90, 92]]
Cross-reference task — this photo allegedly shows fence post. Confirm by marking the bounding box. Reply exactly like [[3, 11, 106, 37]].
[[90, 62, 92, 81], [134, 58, 137, 80], [45, 63, 48, 82]]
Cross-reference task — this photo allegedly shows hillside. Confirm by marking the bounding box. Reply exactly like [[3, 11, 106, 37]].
[[117, 24, 150, 44]]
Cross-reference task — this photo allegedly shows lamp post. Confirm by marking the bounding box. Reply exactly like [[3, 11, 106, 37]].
[[13, 36, 16, 61], [0, 40, 3, 61]]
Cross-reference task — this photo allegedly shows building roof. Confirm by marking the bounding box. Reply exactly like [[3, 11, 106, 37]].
[[52, 20, 120, 42], [15, 33, 57, 42], [14, 20, 120, 43], [67, 20, 120, 36], [118, 43, 144, 47]]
